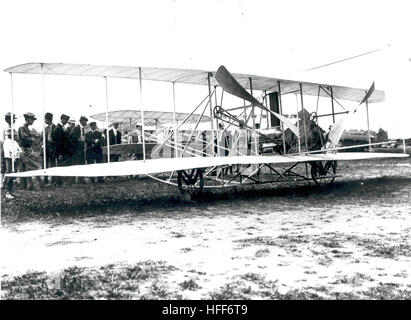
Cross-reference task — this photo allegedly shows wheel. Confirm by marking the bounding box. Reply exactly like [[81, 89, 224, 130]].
[[177, 168, 204, 196], [310, 161, 337, 186]]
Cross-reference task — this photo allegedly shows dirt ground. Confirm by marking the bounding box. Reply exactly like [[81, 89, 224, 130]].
[[1, 158, 411, 299]]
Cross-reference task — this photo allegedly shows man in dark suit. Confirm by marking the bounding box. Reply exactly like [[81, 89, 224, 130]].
[[54, 114, 71, 161], [70, 116, 88, 166], [69, 116, 88, 183], [65, 119, 76, 163], [43, 112, 57, 184], [85, 121, 104, 182], [108, 121, 122, 162], [53, 114, 71, 185]]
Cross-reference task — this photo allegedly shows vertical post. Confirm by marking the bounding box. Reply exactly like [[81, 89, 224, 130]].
[[241, 100, 247, 157], [129, 118, 132, 142], [214, 85, 220, 158], [264, 90, 269, 129], [172, 82, 178, 158], [365, 98, 371, 152], [138, 67, 146, 161], [9, 73, 15, 172], [403, 138, 406, 154], [299, 83, 308, 152], [104, 77, 111, 163], [243, 99, 247, 124], [330, 86, 336, 124], [295, 93, 301, 153], [207, 73, 215, 156], [41, 64, 47, 173], [249, 77, 258, 156], [277, 81, 286, 155]]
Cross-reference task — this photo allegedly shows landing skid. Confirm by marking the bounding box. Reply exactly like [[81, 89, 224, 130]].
[[146, 160, 339, 195]]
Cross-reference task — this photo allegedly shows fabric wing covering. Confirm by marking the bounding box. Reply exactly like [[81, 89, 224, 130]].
[[5, 63, 384, 103], [5, 153, 407, 178]]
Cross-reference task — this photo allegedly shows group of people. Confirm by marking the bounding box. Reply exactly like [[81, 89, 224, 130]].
[[1, 111, 122, 200]]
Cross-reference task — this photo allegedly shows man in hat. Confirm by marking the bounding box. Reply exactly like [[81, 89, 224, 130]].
[[18, 112, 41, 190], [70, 116, 88, 165], [63, 118, 75, 164], [67, 119, 76, 133], [3, 112, 17, 140], [53, 114, 71, 185], [54, 114, 71, 163], [42, 112, 57, 184], [65, 118, 76, 162], [85, 121, 104, 183], [107, 121, 122, 162], [69, 116, 88, 183]]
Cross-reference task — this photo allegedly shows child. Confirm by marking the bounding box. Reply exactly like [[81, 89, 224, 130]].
[[2, 128, 22, 200]]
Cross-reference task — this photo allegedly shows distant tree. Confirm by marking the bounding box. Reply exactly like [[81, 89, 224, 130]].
[[376, 128, 388, 142]]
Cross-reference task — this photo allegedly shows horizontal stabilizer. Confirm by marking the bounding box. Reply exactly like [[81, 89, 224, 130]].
[[327, 82, 375, 149]]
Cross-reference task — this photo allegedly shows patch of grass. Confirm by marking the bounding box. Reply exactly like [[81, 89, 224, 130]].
[[140, 282, 172, 299], [1, 271, 50, 300], [240, 273, 266, 283], [278, 289, 323, 300], [316, 237, 343, 249], [317, 254, 333, 266], [235, 236, 277, 246], [1, 261, 177, 300], [235, 234, 309, 252], [170, 232, 185, 238], [179, 279, 201, 291], [331, 273, 374, 287], [208, 281, 254, 300], [372, 243, 411, 258], [332, 291, 361, 300], [255, 248, 270, 258], [350, 236, 411, 259], [208, 278, 329, 300], [1, 179, 189, 222], [277, 234, 310, 244], [362, 283, 411, 300], [59, 266, 94, 299]]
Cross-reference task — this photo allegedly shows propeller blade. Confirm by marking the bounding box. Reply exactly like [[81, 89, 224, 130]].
[[215, 65, 261, 106], [327, 82, 375, 149], [215, 65, 299, 137]]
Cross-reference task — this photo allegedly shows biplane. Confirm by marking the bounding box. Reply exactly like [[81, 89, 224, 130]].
[[3, 62, 408, 197]]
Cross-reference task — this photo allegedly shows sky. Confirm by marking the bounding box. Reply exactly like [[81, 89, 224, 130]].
[[0, 0, 410, 138]]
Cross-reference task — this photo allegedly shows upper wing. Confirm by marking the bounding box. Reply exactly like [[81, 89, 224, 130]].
[[5, 63, 385, 103]]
